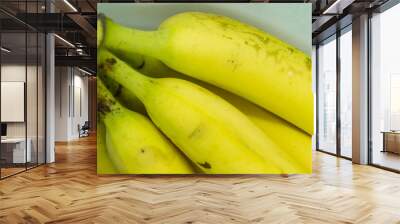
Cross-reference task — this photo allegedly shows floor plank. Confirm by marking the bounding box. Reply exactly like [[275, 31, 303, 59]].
[[0, 135, 400, 224]]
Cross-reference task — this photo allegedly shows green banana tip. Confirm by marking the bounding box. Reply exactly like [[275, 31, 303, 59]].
[[97, 13, 106, 47]]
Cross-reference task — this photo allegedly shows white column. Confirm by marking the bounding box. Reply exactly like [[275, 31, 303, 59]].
[[352, 14, 369, 164], [46, 1, 56, 163]]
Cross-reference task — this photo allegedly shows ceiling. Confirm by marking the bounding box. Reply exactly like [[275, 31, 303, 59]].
[[0, 0, 99, 72], [0, 0, 394, 72]]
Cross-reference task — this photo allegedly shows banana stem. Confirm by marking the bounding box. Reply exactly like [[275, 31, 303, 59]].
[[98, 14, 161, 59], [98, 49, 152, 102]]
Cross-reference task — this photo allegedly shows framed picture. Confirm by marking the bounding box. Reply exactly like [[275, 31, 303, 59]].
[[97, 3, 312, 174]]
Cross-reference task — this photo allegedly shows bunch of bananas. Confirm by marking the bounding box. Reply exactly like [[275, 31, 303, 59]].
[[97, 12, 313, 174]]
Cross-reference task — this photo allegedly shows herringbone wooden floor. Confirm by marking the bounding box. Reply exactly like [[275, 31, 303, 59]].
[[1, 135, 400, 224]]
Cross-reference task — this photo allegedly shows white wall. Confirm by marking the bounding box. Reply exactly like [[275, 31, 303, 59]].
[[54, 67, 89, 141], [1, 65, 26, 140], [55, 66, 70, 141], [1, 65, 35, 138], [72, 73, 89, 138], [1, 82, 25, 122], [1, 64, 25, 81]]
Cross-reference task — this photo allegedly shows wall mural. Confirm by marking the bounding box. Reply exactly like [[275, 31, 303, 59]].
[[97, 3, 313, 174]]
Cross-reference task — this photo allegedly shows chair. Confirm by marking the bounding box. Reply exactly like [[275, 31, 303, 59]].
[[78, 121, 90, 138]]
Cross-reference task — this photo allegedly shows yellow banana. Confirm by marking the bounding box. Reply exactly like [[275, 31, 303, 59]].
[[97, 121, 118, 174], [111, 54, 311, 173], [212, 89, 312, 173], [100, 73, 146, 114], [98, 12, 313, 134], [98, 78, 194, 174], [99, 49, 302, 174]]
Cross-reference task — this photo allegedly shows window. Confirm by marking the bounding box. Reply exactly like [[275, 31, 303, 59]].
[[370, 3, 400, 171], [316, 26, 353, 158], [0, 1, 47, 179], [317, 36, 337, 154], [339, 27, 352, 158]]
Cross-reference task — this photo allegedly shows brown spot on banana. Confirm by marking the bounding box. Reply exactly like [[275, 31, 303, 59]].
[[198, 162, 211, 169], [188, 126, 202, 139]]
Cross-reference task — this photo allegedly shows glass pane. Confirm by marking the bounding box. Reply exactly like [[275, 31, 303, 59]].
[[0, 1, 46, 178], [27, 31, 38, 169], [371, 4, 400, 171], [340, 29, 352, 158], [318, 36, 337, 154], [1, 30, 27, 177], [26, 0, 39, 170]]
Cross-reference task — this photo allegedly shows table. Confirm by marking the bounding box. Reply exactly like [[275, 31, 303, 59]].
[[1, 138, 31, 164], [382, 131, 400, 154]]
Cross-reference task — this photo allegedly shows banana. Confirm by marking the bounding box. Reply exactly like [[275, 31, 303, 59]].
[[211, 89, 312, 173], [97, 121, 118, 174], [110, 54, 311, 173], [99, 49, 303, 174], [100, 73, 146, 114], [97, 78, 194, 174], [98, 12, 314, 134]]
